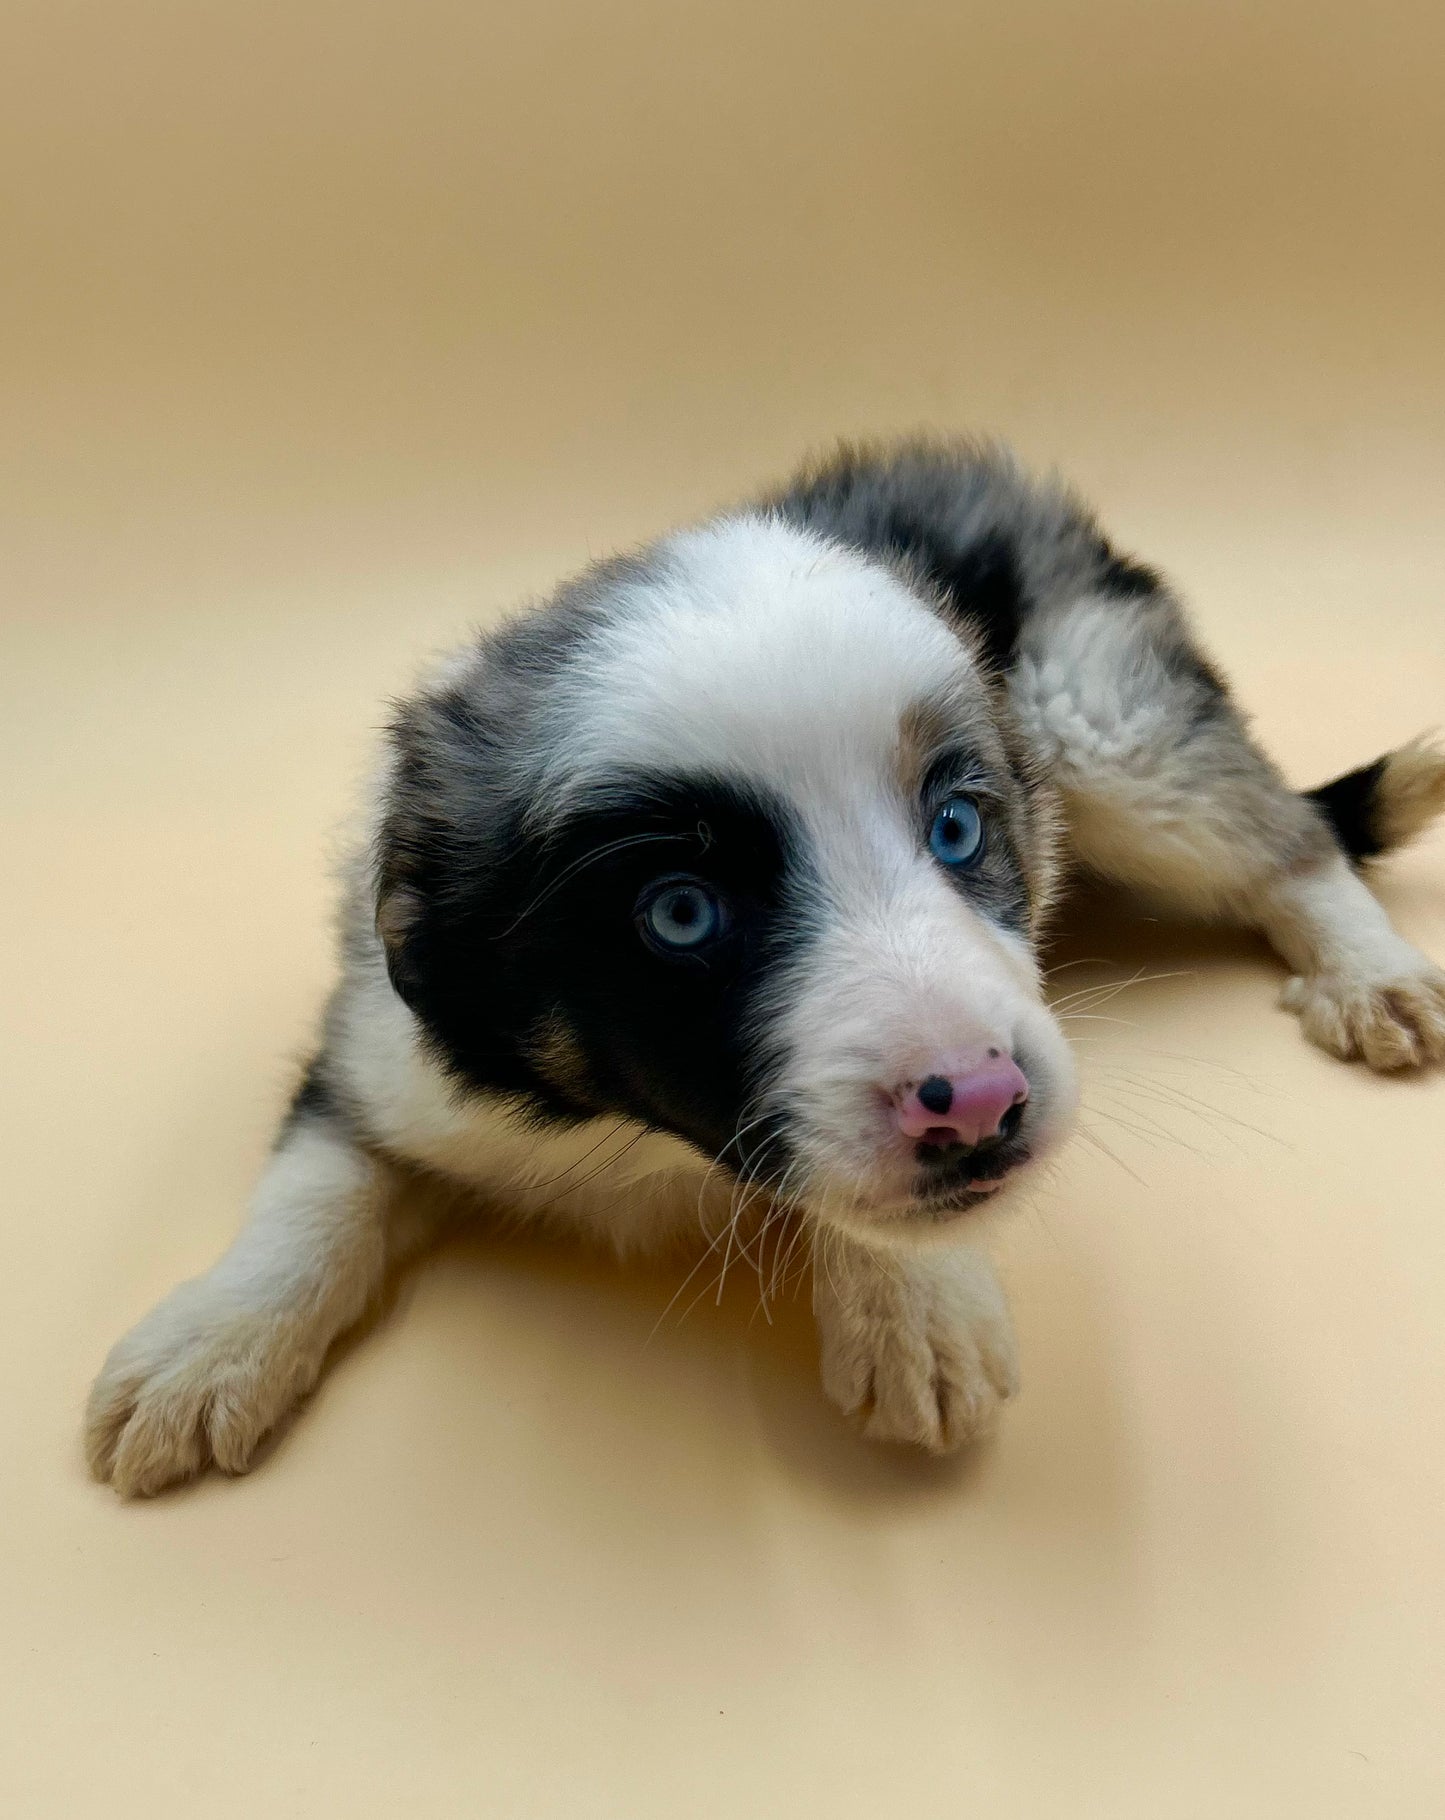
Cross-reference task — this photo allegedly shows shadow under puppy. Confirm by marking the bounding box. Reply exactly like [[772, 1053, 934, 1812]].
[[87, 438, 1445, 1496]]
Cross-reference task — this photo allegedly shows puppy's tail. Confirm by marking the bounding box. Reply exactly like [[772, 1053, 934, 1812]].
[[1307, 735, 1445, 861]]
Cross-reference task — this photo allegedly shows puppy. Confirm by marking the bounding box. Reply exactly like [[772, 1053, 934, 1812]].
[[86, 438, 1445, 1496]]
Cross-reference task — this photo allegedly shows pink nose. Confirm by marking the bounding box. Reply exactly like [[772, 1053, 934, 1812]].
[[894, 1058, 1030, 1147]]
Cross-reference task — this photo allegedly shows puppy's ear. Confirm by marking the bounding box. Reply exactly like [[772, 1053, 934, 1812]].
[[371, 679, 491, 1015], [375, 878, 428, 1009], [370, 656, 526, 1018], [370, 572, 612, 1023]]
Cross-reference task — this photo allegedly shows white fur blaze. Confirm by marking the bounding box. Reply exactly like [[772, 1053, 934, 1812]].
[[769, 859, 1075, 1217]]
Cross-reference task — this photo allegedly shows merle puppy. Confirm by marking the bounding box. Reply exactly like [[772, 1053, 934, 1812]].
[[88, 439, 1445, 1495]]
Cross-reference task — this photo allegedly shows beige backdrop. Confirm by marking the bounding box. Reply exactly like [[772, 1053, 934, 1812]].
[[3, 2, 1444, 1815]]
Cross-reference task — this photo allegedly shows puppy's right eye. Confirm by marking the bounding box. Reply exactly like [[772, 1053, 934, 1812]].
[[636, 877, 729, 956], [928, 794, 986, 869]]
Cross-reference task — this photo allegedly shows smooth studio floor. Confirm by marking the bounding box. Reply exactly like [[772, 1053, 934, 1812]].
[[4, 4, 1444, 1815]]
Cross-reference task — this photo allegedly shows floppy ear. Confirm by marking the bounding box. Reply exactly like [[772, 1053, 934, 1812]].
[[369, 558, 633, 1027], [374, 877, 428, 1009], [370, 667, 513, 1016], [370, 622, 557, 1028]]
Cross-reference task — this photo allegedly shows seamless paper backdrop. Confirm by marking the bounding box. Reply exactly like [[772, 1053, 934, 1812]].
[[3, 3, 1443, 1815]]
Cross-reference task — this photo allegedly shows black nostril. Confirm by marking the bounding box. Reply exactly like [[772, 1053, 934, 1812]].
[[998, 1102, 1025, 1142], [917, 1075, 954, 1115]]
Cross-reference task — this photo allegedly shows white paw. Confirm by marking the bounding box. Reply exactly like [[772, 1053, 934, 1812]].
[[814, 1245, 1020, 1453], [1282, 958, 1445, 1071], [86, 1280, 324, 1497]]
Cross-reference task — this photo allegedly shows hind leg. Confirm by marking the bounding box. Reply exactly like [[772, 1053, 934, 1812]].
[[1010, 589, 1445, 1069]]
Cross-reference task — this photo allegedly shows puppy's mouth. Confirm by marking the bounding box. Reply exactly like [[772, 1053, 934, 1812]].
[[908, 1148, 1032, 1220], [826, 1135, 1035, 1233], [756, 1075, 1059, 1233]]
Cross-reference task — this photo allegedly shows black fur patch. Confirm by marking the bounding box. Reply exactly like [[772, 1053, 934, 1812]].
[[381, 752, 1034, 1176], [770, 452, 1028, 667], [1307, 757, 1388, 860], [383, 770, 809, 1171], [882, 516, 1024, 668], [1097, 544, 1163, 599]]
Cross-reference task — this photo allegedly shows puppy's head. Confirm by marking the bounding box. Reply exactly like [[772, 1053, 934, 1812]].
[[378, 516, 1076, 1241]]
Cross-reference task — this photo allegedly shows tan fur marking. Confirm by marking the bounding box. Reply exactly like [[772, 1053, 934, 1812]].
[[994, 699, 1068, 931], [521, 1011, 596, 1101], [894, 697, 955, 799]]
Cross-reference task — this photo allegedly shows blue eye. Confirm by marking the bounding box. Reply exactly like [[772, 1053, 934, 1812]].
[[928, 795, 986, 868], [637, 878, 727, 954]]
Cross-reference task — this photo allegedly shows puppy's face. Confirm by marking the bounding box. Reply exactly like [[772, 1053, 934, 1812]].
[[380, 518, 1076, 1241]]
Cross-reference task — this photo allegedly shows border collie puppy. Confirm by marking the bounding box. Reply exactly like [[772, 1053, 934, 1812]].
[[87, 439, 1445, 1495]]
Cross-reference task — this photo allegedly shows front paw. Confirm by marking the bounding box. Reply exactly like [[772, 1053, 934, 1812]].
[[1282, 958, 1445, 1070], [814, 1245, 1019, 1453], [85, 1281, 323, 1497]]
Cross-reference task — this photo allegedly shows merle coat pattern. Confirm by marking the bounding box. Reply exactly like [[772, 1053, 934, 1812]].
[[87, 439, 1445, 1495]]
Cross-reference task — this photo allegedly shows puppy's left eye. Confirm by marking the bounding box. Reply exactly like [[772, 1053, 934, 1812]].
[[928, 794, 986, 868], [636, 877, 728, 955]]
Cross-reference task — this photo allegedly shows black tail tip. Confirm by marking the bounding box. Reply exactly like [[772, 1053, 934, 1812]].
[[1308, 738, 1445, 861]]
